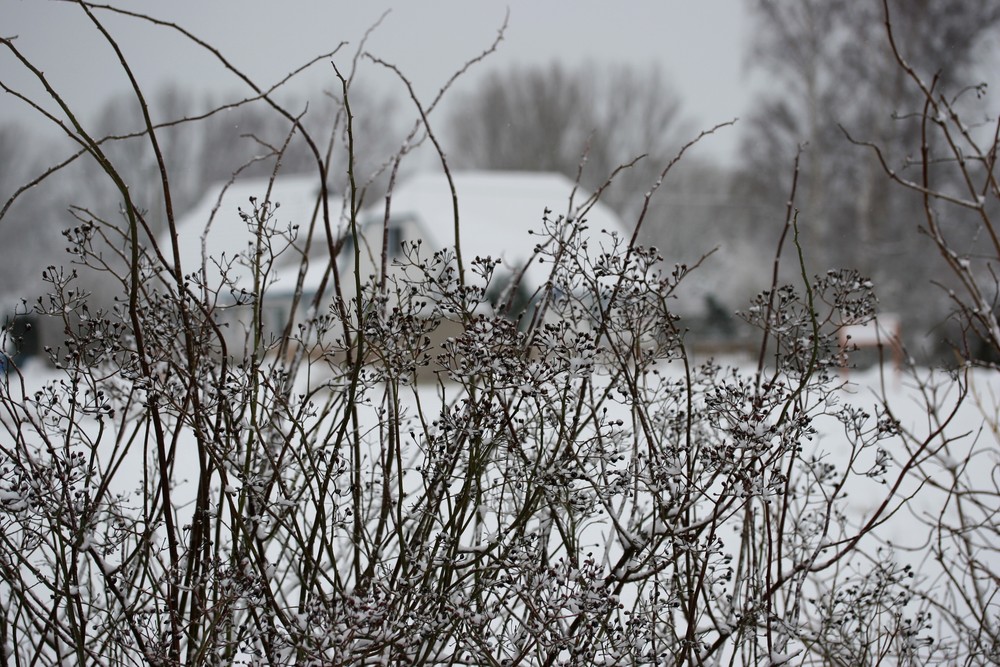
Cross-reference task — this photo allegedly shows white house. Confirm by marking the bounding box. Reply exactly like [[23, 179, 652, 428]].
[[168, 170, 627, 354]]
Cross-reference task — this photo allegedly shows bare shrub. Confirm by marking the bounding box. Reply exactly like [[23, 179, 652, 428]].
[[0, 4, 994, 666], [837, 2, 1000, 663]]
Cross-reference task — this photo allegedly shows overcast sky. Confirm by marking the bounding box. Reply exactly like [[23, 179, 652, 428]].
[[3, 1, 751, 161]]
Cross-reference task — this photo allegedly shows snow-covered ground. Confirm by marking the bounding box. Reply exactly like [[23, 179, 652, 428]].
[[6, 356, 997, 560], [2, 354, 997, 663]]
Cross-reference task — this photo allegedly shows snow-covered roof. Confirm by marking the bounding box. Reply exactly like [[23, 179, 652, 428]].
[[169, 170, 626, 299], [361, 170, 626, 286]]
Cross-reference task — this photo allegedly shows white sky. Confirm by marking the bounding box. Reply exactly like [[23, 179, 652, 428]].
[[2, 1, 751, 162]]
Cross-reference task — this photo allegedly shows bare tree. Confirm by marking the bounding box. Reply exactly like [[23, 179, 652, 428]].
[[0, 124, 71, 296], [0, 125, 26, 202], [737, 0, 1000, 346], [73, 86, 204, 240], [76, 82, 403, 239], [827, 1, 1000, 660], [447, 62, 690, 217]]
